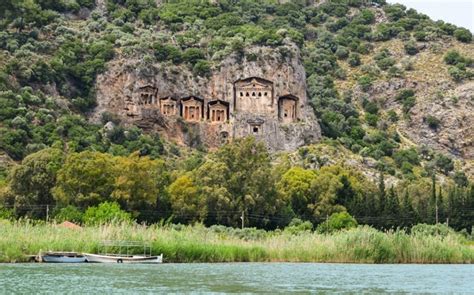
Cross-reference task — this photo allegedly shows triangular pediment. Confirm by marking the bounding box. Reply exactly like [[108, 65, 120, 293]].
[[235, 77, 273, 89]]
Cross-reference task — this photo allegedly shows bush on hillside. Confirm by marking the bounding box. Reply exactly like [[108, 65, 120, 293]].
[[425, 115, 441, 130], [454, 28, 472, 43]]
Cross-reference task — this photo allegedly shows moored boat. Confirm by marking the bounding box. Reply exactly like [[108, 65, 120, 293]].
[[83, 240, 164, 264], [40, 251, 86, 263], [83, 253, 163, 264]]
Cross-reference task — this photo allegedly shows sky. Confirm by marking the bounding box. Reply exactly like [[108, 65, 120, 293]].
[[387, 0, 474, 32]]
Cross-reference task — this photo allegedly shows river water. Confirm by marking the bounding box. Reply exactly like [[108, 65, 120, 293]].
[[0, 263, 473, 294]]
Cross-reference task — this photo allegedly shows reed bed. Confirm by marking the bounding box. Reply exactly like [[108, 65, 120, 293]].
[[0, 221, 472, 264]]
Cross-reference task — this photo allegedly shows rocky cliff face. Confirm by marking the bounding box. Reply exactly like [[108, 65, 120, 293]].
[[337, 39, 474, 176], [92, 42, 321, 151], [402, 81, 473, 160]]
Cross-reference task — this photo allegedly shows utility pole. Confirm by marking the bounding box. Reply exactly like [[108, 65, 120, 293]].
[[46, 205, 49, 222], [240, 211, 245, 229], [326, 214, 329, 234]]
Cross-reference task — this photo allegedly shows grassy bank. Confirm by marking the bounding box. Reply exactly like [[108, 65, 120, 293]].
[[0, 221, 472, 264]]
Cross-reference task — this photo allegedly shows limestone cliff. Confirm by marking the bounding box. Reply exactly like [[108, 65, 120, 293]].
[[337, 39, 474, 176], [92, 42, 321, 151]]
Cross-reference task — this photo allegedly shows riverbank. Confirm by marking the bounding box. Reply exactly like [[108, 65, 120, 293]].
[[0, 221, 472, 264]]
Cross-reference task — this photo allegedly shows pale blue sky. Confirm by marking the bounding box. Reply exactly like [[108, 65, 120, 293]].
[[388, 0, 474, 32]]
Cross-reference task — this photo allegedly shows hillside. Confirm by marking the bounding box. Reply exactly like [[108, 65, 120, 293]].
[[0, 0, 473, 230]]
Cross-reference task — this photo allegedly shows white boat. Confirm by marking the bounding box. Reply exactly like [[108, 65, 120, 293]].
[[84, 253, 163, 264], [41, 252, 86, 263], [83, 240, 163, 264]]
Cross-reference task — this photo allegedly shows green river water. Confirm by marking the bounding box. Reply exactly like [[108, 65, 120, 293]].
[[0, 263, 473, 294]]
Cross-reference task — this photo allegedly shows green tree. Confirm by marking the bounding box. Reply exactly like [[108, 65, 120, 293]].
[[111, 152, 162, 211], [277, 167, 317, 220], [53, 151, 115, 207], [384, 187, 400, 229], [309, 165, 366, 221], [400, 190, 417, 228], [196, 137, 284, 228], [168, 174, 205, 224], [377, 172, 386, 214], [8, 148, 64, 218]]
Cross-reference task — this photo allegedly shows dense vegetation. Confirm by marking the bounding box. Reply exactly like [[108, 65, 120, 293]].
[[0, 1, 472, 233], [1, 138, 473, 233], [1, 221, 472, 263]]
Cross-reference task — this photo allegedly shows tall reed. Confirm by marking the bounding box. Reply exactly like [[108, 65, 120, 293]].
[[0, 221, 472, 263]]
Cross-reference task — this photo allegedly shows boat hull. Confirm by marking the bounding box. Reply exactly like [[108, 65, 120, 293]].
[[42, 254, 86, 263], [84, 253, 163, 264]]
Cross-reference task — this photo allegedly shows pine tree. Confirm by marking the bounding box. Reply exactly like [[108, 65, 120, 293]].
[[376, 172, 386, 229], [385, 186, 400, 229], [460, 184, 474, 233], [401, 190, 416, 228], [437, 187, 445, 225]]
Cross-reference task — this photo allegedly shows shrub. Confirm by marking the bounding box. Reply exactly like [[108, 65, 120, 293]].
[[358, 75, 374, 91], [444, 50, 470, 65], [362, 99, 379, 114], [433, 154, 454, 175], [404, 40, 418, 55], [154, 43, 182, 63], [454, 28, 472, 43], [193, 60, 212, 77], [395, 89, 416, 113], [411, 223, 459, 238], [317, 212, 358, 234], [374, 49, 395, 70], [402, 95, 416, 113], [83, 201, 132, 226], [182, 48, 205, 65], [425, 115, 441, 129], [350, 126, 365, 140], [101, 112, 121, 125], [366, 113, 379, 127], [54, 205, 83, 223], [448, 66, 468, 82], [387, 110, 399, 122], [354, 9, 375, 25], [0, 207, 14, 220], [396, 89, 416, 101], [377, 57, 396, 70], [414, 30, 427, 42], [453, 171, 469, 187], [400, 161, 413, 174], [335, 46, 349, 59], [284, 218, 313, 235], [348, 52, 361, 67], [393, 148, 420, 167]]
